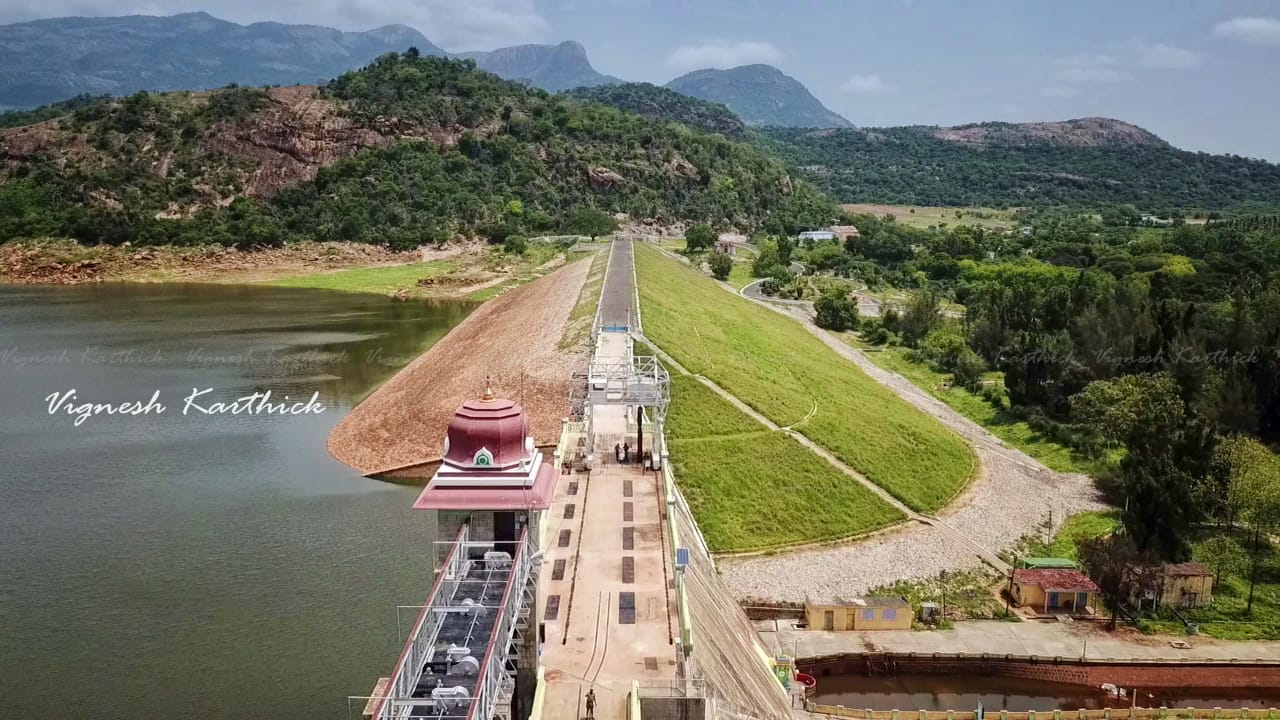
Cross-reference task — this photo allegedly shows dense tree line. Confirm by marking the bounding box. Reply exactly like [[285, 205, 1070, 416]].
[[0, 54, 835, 248], [755, 126, 1280, 214], [562, 83, 747, 139], [834, 211, 1280, 561]]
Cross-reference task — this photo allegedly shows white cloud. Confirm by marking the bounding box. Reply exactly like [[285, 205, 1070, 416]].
[[0, 0, 550, 50], [665, 40, 782, 71], [1056, 52, 1121, 69], [1040, 86, 1078, 99], [1213, 16, 1280, 46], [1130, 40, 1205, 68], [840, 74, 890, 92], [1059, 65, 1132, 83]]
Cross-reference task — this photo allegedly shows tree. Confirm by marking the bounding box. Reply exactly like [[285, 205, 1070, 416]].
[[814, 286, 859, 331], [1078, 533, 1149, 629], [707, 251, 733, 281], [899, 289, 942, 347], [1071, 373, 1186, 447], [685, 223, 715, 252], [567, 207, 617, 240], [1117, 418, 1216, 561], [1217, 435, 1280, 614]]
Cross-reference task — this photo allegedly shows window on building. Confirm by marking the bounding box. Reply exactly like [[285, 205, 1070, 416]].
[[882, 608, 897, 621], [861, 608, 876, 621]]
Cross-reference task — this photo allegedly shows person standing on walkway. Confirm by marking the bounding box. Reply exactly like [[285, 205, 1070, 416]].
[[585, 688, 596, 719], [614, 442, 622, 464], [622, 442, 630, 463]]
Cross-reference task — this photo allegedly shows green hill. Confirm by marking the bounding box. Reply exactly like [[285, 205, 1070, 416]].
[[563, 82, 746, 138], [757, 121, 1280, 213], [0, 53, 834, 248]]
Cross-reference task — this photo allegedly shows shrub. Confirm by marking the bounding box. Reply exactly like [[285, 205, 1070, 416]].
[[707, 251, 733, 280], [814, 287, 859, 331]]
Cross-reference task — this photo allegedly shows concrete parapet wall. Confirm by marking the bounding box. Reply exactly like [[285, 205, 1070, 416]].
[[810, 707, 1280, 720], [801, 653, 1280, 690]]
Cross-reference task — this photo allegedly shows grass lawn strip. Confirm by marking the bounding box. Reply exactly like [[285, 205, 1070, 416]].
[[663, 373, 904, 552], [636, 243, 974, 513]]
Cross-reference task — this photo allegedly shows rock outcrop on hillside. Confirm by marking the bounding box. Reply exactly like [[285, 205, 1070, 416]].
[[934, 117, 1168, 148]]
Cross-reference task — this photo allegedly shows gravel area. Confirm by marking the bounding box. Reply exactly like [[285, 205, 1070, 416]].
[[720, 301, 1108, 603], [327, 259, 591, 475]]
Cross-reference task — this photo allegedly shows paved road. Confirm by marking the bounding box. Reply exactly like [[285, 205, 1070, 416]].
[[598, 237, 636, 329], [740, 278, 885, 318]]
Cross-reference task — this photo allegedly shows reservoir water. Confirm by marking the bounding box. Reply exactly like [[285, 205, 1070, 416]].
[[0, 283, 472, 720]]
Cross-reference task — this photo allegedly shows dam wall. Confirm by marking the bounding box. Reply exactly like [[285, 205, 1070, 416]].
[[660, 439, 796, 720]]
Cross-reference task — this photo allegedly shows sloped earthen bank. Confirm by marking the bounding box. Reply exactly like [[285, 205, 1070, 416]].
[[327, 258, 593, 479]]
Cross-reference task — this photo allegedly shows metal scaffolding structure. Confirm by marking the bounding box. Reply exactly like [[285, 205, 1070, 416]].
[[568, 353, 670, 445], [370, 525, 535, 720]]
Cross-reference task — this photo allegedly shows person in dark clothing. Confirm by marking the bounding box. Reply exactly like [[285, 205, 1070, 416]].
[[614, 442, 622, 463], [585, 688, 596, 719], [622, 442, 630, 463]]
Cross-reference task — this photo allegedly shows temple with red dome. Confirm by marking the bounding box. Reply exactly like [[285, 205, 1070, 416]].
[[414, 385, 558, 511]]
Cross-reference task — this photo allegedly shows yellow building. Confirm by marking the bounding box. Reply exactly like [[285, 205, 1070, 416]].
[[1157, 562, 1215, 609], [804, 596, 912, 631], [1010, 568, 1099, 614]]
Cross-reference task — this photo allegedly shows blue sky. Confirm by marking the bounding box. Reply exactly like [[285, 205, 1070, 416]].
[[541, 0, 1280, 161], [5, 0, 1280, 160]]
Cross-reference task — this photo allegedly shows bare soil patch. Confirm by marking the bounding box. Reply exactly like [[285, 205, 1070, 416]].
[[327, 259, 592, 476]]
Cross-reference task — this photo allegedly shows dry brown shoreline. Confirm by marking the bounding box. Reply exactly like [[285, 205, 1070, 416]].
[[0, 238, 475, 286]]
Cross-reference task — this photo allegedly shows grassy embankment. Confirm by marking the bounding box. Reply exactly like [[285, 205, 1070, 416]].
[[658, 366, 905, 552], [1028, 510, 1280, 640], [852, 342, 1098, 475], [269, 259, 457, 294], [558, 248, 609, 350], [269, 241, 572, 300], [658, 237, 754, 290], [636, 243, 974, 513]]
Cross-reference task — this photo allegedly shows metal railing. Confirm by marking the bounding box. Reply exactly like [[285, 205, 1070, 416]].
[[467, 527, 532, 720], [368, 525, 535, 720]]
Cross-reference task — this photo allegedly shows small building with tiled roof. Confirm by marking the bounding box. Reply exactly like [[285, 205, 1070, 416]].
[[1157, 561, 1214, 609], [804, 595, 912, 631], [1010, 568, 1099, 615]]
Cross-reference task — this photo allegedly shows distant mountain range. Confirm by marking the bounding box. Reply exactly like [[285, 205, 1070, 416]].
[[0, 12, 437, 107], [459, 41, 620, 93], [666, 65, 853, 129], [0, 12, 852, 130]]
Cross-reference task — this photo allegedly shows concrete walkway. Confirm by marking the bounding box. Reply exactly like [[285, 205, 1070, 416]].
[[761, 620, 1280, 664], [538, 236, 677, 720]]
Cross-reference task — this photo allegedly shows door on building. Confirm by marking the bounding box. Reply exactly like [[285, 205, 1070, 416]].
[[823, 610, 834, 630], [1048, 591, 1059, 608], [1076, 592, 1089, 610]]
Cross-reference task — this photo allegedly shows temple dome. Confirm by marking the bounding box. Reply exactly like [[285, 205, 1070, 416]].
[[441, 394, 532, 471]]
